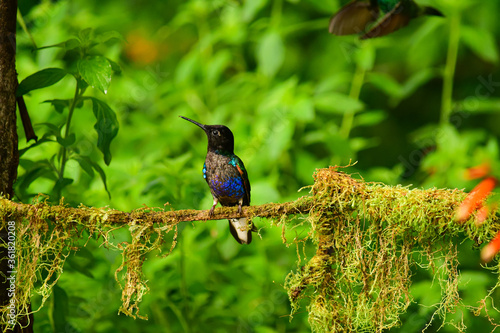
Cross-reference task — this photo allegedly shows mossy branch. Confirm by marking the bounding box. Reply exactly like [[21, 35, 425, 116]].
[[0, 195, 315, 226], [1, 167, 499, 331]]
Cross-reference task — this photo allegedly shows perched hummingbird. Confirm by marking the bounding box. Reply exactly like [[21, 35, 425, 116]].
[[180, 116, 254, 244], [328, 0, 443, 39]]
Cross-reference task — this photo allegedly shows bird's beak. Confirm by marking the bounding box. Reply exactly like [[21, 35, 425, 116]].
[[179, 116, 206, 130]]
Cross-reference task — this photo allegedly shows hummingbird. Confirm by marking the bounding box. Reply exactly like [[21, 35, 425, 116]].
[[180, 116, 254, 244], [328, 0, 443, 39]]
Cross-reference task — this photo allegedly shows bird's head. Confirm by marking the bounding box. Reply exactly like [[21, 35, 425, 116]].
[[180, 116, 235, 154]]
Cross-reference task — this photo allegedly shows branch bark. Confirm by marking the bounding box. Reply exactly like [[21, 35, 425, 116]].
[[0, 0, 18, 198], [0, 196, 315, 224], [0, 0, 33, 331]]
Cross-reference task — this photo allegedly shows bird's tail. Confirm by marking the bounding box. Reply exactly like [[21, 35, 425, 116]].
[[228, 218, 254, 245]]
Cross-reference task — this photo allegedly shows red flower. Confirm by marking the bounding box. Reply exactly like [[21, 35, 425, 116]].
[[481, 231, 500, 263], [464, 162, 491, 180], [475, 204, 489, 226], [456, 177, 497, 223]]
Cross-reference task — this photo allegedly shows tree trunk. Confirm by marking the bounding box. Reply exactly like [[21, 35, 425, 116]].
[[0, 0, 18, 196], [0, 0, 33, 331]]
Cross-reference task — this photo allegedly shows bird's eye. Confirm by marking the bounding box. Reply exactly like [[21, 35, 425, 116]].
[[212, 130, 220, 136]]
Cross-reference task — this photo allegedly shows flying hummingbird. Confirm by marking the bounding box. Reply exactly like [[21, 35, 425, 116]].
[[328, 0, 443, 39], [180, 116, 254, 244]]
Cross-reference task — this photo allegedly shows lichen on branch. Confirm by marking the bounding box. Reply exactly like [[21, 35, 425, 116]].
[[286, 167, 500, 332], [0, 167, 499, 332]]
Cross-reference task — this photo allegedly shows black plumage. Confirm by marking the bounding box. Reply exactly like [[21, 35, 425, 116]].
[[180, 116, 254, 244]]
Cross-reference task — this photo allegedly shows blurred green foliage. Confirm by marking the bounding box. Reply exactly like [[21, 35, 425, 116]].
[[14, 0, 500, 332]]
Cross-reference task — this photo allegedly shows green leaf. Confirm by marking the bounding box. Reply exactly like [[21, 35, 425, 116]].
[[89, 98, 119, 165], [206, 50, 231, 84], [175, 52, 199, 83], [16, 160, 56, 198], [326, 133, 352, 159], [308, 0, 338, 13], [78, 28, 94, 43], [96, 30, 126, 44], [36, 38, 80, 51], [50, 285, 69, 332], [72, 155, 111, 198], [355, 110, 387, 127], [52, 177, 73, 194], [411, 280, 441, 305], [76, 76, 89, 91], [72, 156, 95, 178], [292, 98, 315, 121], [454, 98, 500, 113], [65, 38, 81, 50], [90, 159, 111, 197], [66, 248, 95, 279], [77, 56, 113, 94], [314, 92, 364, 114], [266, 118, 294, 160], [350, 137, 380, 151], [315, 73, 352, 94], [107, 58, 122, 74], [399, 68, 438, 100], [408, 19, 443, 71], [37, 122, 62, 136], [56, 133, 76, 147], [461, 25, 499, 64], [257, 31, 285, 77], [17, 68, 67, 97], [242, 0, 267, 22], [43, 99, 71, 113], [369, 69, 438, 106], [89, 159, 111, 199], [367, 73, 402, 98], [18, 135, 54, 157]]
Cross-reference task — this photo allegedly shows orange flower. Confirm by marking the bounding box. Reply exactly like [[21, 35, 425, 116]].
[[465, 162, 491, 180], [481, 231, 500, 263], [125, 31, 160, 65], [475, 204, 489, 226], [456, 177, 497, 222]]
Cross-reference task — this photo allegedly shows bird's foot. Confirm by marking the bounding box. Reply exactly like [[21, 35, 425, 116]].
[[209, 198, 218, 218], [237, 198, 243, 215]]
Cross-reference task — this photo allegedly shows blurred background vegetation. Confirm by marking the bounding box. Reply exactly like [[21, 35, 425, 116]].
[[15, 0, 500, 331]]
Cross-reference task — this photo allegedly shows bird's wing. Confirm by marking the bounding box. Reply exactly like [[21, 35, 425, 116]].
[[361, 2, 411, 39], [329, 0, 379, 36], [232, 156, 251, 206]]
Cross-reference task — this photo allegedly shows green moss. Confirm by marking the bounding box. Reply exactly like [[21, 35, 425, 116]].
[[284, 167, 500, 332], [0, 167, 499, 331]]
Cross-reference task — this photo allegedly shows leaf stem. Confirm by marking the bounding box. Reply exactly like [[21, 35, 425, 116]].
[[56, 81, 81, 198], [270, 0, 283, 28], [440, 11, 461, 126], [340, 62, 366, 139], [65, 83, 80, 140], [17, 9, 37, 49]]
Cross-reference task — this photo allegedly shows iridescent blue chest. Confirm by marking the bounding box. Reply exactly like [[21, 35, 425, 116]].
[[207, 168, 245, 199], [203, 152, 248, 205]]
